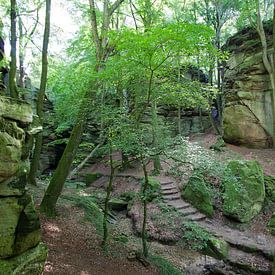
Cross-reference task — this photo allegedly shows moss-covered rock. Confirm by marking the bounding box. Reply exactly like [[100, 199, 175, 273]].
[[0, 197, 23, 258], [0, 96, 33, 123], [13, 195, 41, 255], [204, 238, 229, 260], [84, 172, 103, 187], [182, 173, 214, 217], [222, 160, 265, 223], [267, 213, 275, 235], [108, 198, 128, 211], [265, 175, 275, 202], [0, 243, 48, 275]]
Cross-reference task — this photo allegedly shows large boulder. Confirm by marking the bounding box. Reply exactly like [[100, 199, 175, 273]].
[[223, 23, 273, 148], [0, 96, 47, 273], [222, 160, 265, 222], [182, 173, 214, 217]]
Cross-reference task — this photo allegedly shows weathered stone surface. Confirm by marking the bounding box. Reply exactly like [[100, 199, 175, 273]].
[[0, 96, 33, 123], [0, 243, 48, 275], [223, 105, 270, 148], [0, 197, 23, 258], [223, 25, 273, 148], [13, 195, 41, 255], [182, 173, 214, 217], [222, 160, 265, 223], [0, 95, 47, 272]]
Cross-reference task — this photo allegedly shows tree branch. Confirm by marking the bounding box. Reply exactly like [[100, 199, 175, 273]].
[[109, 0, 126, 17]]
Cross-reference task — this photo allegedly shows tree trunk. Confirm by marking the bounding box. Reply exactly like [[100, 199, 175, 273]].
[[141, 160, 149, 258], [28, 0, 51, 185], [40, 120, 85, 216], [151, 99, 161, 174], [9, 0, 18, 99], [18, 16, 24, 88]]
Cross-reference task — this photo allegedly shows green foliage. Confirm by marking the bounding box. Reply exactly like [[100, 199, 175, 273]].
[[149, 255, 182, 275], [181, 221, 212, 251], [140, 177, 160, 202]]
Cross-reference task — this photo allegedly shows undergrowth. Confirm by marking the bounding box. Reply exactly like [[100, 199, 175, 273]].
[[149, 255, 183, 275]]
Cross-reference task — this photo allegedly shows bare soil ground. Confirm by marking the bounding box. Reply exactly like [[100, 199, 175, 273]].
[[40, 203, 158, 275]]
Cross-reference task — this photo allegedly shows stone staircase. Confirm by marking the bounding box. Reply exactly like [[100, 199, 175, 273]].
[[157, 176, 206, 222], [155, 175, 274, 274]]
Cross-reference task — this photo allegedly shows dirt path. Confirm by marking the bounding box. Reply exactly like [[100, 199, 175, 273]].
[[41, 204, 158, 275]]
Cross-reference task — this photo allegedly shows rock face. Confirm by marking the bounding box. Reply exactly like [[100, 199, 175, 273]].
[[223, 23, 273, 148], [0, 96, 47, 274], [222, 160, 265, 223]]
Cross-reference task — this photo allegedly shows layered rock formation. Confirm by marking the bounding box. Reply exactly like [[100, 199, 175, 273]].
[[0, 96, 47, 274], [223, 23, 273, 148]]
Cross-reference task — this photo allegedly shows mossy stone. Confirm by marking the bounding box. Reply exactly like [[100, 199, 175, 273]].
[[108, 198, 128, 211], [0, 197, 23, 258], [222, 160, 265, 223], [13, 195, 41, 255], [0, 243, 47, 275], [268, 213, 275, 235], [84, 172, 103, 186], [182, 173, 214, 217], [204, 238, 229, 260], [265, 175, 275, 202]]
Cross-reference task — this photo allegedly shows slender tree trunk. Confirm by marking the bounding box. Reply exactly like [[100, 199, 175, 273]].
[[28, 0, 51, 185], [141, 159, 149, 258], [18, 16, 24, 88], [102, 141, 114, 251], [9, 0, 18, 99], [40, 120, 85, 216], [151, 99, 161, 174]]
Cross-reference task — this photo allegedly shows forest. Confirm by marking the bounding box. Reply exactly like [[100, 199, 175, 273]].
[[0, 0, 275, 274]]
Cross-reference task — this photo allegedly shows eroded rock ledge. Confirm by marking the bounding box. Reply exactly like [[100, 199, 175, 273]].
[[0, 95, 47, 274]]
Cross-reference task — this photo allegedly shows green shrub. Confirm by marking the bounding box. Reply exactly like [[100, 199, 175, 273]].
[[149, 255, 182, 275]]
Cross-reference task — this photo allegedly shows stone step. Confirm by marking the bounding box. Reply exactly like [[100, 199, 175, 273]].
[[160, 184, 177, 190], [167, 200, 190, 209], [227, 247, 272, 274], [161, 189, 178, 195], [185, 213, 206, 222], [160, 181, 174, 186], [178, 206, 198, 217], [163, 194, 181, 201]]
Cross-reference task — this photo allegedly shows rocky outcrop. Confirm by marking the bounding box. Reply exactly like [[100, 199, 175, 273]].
[[223, 23, 273, 148], [0, 96, 47, 274]]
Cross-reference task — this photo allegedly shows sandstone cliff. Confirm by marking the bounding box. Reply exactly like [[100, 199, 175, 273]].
[[223, 22, 273, 148], [0, 96, 47, 274]]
